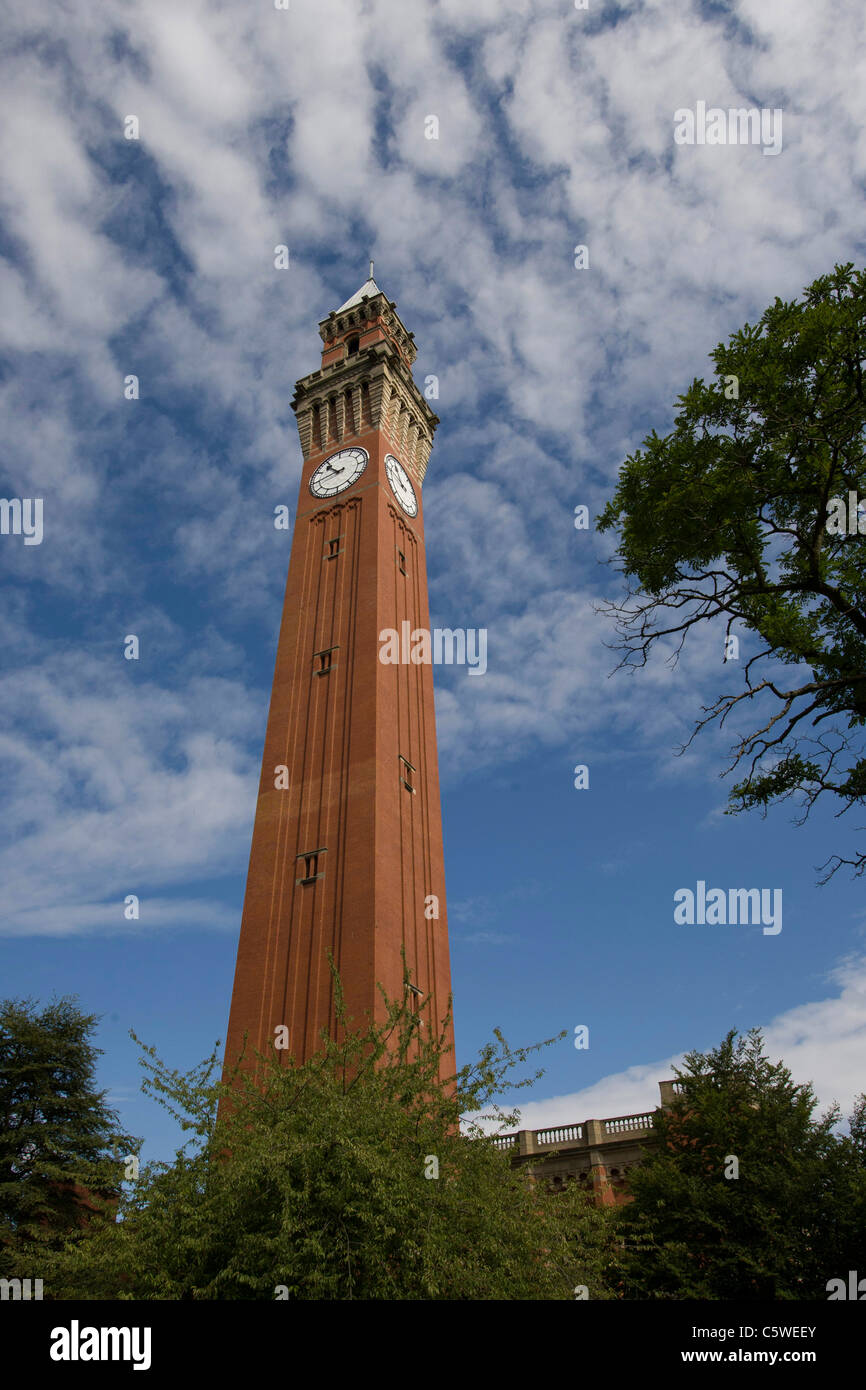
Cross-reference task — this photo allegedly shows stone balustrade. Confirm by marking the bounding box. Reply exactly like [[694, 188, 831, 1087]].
[[535, 1123, 584, 1146], [492, 1080, 676, 1159], [603, 1112, 656, 1134]]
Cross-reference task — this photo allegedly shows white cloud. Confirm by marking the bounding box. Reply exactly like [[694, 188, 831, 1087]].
[[0, 652, 260, 937]]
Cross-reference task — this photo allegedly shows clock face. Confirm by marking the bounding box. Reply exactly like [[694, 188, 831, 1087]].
[[384, 453, 418, 517], [309, 447, 368, 499]]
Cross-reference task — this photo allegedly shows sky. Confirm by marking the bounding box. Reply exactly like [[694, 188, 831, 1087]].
[[1, 0, 865, 1164]]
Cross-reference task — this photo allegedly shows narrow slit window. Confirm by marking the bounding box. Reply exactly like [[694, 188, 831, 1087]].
[[397, 549, 406, 575], [296, 848, 326, 884], [399, 755, 416, 793], [327, 536, 341, 559], [314, 646, 338, 676], [343, 387, 355, 435]]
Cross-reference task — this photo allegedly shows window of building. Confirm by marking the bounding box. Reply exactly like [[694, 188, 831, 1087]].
[[397, 549, 406, 575], [406, 982, 424, 1024], [347, 334, 360, 355], [296, 848, 326, 884], [326, 536, 343, 559], [399, 755, 416, 793], [314, 646, 338, 676]]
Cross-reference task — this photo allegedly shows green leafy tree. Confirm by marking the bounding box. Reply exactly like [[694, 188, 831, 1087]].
[[37, 969, 616, 1300], [848, 1092, 866, 1161], [598, 264, 866, 880], [613, 1029, 865, 1299], [818, 1091, 866, 1283], [0, 997, 137, 1276]]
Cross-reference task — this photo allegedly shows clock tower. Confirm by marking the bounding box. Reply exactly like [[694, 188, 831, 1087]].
[[223, 275, 455, 1080]]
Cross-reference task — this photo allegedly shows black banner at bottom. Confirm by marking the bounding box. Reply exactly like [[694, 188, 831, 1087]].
[[6, 1298, 861, 1377]]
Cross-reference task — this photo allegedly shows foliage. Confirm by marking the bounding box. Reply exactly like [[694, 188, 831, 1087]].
[[598, 264, 866, 879], [613, 1029, 866, 1299], [34, 969, 617, 1300], [0, 996, 137, 1276]]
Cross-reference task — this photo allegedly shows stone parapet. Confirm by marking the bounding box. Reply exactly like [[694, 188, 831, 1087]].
[[495, 1080, 677, 1205]]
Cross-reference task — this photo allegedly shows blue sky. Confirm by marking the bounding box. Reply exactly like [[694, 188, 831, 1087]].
[[1, 0, 865, 1164]]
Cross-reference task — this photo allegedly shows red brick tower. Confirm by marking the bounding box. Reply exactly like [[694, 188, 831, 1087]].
[[223, 275, 454, 1078]]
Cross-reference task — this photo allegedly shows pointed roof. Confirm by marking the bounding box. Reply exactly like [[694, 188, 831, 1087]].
[[336, 277, 383, 313]]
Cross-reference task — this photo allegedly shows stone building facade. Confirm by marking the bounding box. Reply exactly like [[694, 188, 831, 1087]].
[[497, 1080, 682, 1205]]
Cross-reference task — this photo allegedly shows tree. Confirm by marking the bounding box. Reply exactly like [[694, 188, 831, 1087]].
[[0, 997, 137, 1275], [847, 1091, 866, 1162], [613, 1029, 866, 1299], [597, 264, 866, 880], [36, 970, 617, 1300]]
